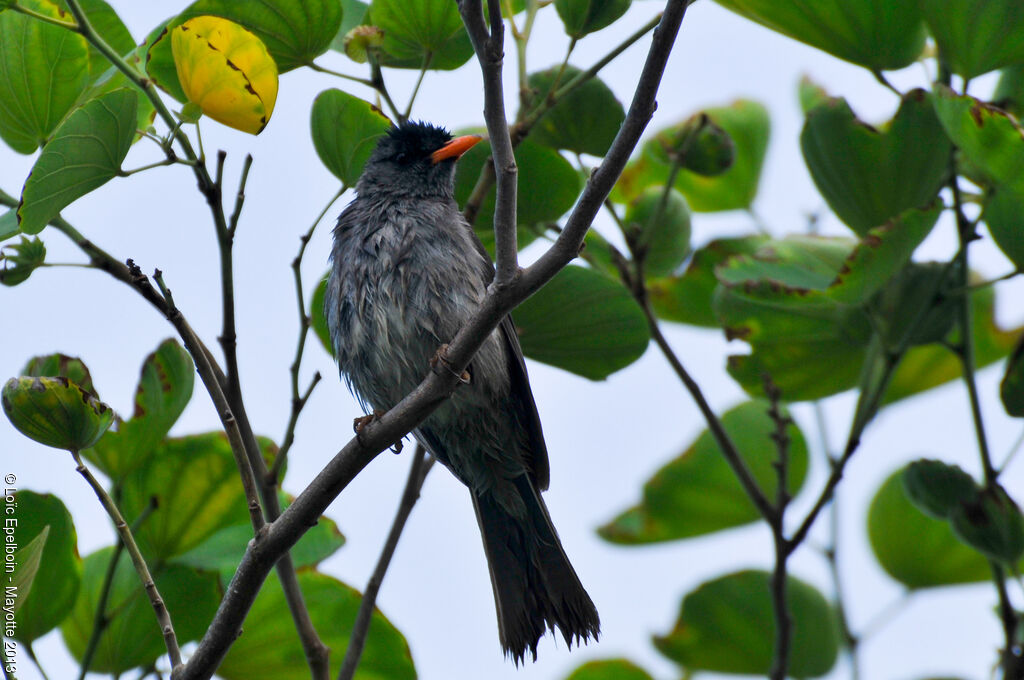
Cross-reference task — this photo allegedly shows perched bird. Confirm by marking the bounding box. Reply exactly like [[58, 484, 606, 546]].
[[324, 120, 600, 662]]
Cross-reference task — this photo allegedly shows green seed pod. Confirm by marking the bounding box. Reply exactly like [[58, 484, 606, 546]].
[[2, 376, 113, 451]]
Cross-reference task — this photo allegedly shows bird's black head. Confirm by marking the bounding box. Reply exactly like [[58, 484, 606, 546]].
[[357, 121, 482, 199]]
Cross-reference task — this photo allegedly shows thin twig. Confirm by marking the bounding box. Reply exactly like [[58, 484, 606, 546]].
[[272, 187, 347, 484], [762, 377, 793, 680], [813, 402, 860, 679], [402, 61, 431, 123], [172, 3, 688, 676], [635, 290, 776, 520], [949, 172, 998, 486], [227, 154, 254, 238], [70, 450, 182, 670], [78, 497, 159, 680], [336, 447, 434, 680]]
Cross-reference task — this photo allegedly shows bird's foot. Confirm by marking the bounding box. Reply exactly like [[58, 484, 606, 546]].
[[352, 411, 386, 447], [430, 344, 471, 384]]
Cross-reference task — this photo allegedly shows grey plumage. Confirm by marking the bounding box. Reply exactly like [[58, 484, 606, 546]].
[[324, 121, 599, 662]]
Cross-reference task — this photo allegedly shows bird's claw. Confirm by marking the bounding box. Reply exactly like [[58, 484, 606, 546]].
[[431, 344, 471, 384]]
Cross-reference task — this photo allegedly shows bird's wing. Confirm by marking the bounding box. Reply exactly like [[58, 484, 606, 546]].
[[458, 206, 551, 490], [500, 314, 551, 491]]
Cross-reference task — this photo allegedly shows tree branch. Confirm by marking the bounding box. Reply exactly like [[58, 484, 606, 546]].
[[459, 0, 520, 284], [171, 3, 688, 676], [336, 447, 434, 680], [461, 11, 662, 228], [70, 450, 183, 670]]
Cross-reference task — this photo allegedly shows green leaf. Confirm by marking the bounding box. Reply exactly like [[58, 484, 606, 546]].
[[933, 87, 1024, 195], [599, 400, 807, 544], [994, 64, 1024, 118], [78, 53, 158, 142], [675, 114, 736, 177], [920, 0, 1024, 79], [17, 88, 138, 235], [311, 273, 335, 357], [163, 0, 341, 74], [801, 90, 951, 236], [217, 571, 416, 680], [21, 352, 96, 397], [0, 0, 90, 153], [554, 0, 631, 38], [623, 186, 692, 278], [0, 236, 46, 286], [950, 486, 1024, 565], [798, 75, 830, 114], [565, 659, 655, 680], [9, 527, 49, 613], [616, 100, 770, 212], [66, 0, 135, 78], [311, 89, 392, 186], [648, 236, 769, 327], [902, 459, 979, 520], [84, 339, 195, 481], [119, 432, 267, 560], [11, 491, 81, 643], [60, 547, 220, 674], [885, 282, 1019, 405], [513, 265, 649, 380], [983, 186, 1024, 270], [364, 0, 473, 70], [712, 0, 925, 70], [653, 570, 839, 678], [174, 493, 345, 580], [524, 66, 625, 156], [2, 376, 113, 451], [718, 205, 940, 401], [1002, 333, 1024, 417], [872, 263, 958, 349], [0, 210, 17, 241], [868, 471, 991, 588], [454, 136, 580, 245]]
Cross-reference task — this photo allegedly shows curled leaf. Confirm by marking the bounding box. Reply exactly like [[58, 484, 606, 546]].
[[171, 15, 278, 134], [2, 376, 113, 451]]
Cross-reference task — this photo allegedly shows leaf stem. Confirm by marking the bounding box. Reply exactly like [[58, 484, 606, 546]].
[[70, 450, 182, 670], [336, 446, 433, 680], [8, 2, 78, 29]]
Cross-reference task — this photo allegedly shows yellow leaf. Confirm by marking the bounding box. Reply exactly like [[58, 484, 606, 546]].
[[171, 15, 278, 135]]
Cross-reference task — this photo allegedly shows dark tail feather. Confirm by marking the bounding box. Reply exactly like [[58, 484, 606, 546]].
[[471, 475, 600, 664]]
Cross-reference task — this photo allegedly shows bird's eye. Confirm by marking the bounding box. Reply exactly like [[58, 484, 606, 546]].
[[393, 151, 409, 163]]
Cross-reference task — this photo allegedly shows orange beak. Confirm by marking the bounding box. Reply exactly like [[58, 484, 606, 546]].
[[431, 134, 483, 164]]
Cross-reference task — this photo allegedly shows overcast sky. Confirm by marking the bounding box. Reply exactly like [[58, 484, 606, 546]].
[[3, 2, 1024, 680]]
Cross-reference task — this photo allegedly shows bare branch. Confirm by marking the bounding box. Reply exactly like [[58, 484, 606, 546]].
[[336, 446, 434, 680], [458, 0, 519, 284], [71, 451, 183, 670]]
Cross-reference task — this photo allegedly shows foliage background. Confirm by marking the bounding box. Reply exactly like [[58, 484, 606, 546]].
[[1, 1, 1022, 679]]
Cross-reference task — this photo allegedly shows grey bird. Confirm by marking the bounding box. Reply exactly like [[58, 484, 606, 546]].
[[324, 121, 600, 663]]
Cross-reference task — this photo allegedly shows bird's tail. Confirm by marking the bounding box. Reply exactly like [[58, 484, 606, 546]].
[[471, 475, 600, 664]]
